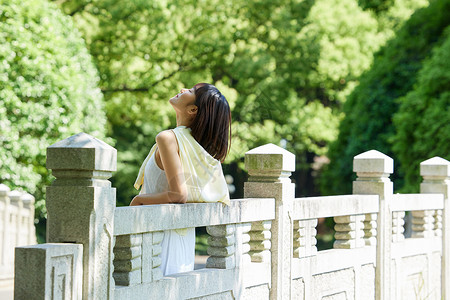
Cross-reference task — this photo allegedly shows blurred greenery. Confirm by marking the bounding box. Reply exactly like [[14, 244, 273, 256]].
[[392, 26, 450, 191], [1, 0, 447, 244], [0, 0, 108, 242], [321, 0, 450, 195], [52, 0, 426, 205]]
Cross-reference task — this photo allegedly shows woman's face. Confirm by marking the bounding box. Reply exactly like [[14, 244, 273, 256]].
[[169, 87, 196, 108]]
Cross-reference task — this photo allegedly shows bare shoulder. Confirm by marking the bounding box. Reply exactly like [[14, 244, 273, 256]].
[[155, 130, 177, 147]]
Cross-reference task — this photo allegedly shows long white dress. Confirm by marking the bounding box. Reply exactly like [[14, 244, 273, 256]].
[[141, 151, 195, 276]]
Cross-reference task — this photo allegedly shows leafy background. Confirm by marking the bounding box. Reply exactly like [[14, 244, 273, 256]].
[[1, 0, 449, 245]]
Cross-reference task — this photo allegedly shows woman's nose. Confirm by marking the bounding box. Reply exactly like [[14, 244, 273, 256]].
[[180, 88, 188, 93]]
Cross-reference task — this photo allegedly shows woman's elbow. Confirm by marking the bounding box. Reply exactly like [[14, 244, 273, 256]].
[[168, 191, 187, 204]]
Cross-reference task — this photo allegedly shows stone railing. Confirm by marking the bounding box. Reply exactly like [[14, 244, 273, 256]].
[[0, 184, 36, 284], [14, 133, 450, 300]]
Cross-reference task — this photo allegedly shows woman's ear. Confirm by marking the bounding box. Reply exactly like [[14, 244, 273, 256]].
[[187, 104, 198, 116]]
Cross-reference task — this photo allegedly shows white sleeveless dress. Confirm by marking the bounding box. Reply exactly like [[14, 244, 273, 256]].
[[141, 151, 195, 276]]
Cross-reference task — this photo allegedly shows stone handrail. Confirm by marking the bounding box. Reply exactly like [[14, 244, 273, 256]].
[[292, 194, 379, 219], [13, 133, 450, 300], [114, 198, 275, 235], [391, 193, 444, 212]]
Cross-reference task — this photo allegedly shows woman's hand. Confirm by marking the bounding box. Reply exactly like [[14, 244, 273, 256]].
[[129, 191, 187, 206]]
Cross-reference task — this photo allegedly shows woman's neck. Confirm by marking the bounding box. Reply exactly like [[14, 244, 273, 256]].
[[176, 113, 194, 127]]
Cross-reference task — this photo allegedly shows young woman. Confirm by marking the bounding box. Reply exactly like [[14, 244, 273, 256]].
[[130, 83, 231, 276]]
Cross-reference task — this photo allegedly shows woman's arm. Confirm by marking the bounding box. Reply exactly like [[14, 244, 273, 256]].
[[130, 130, 188, 206]]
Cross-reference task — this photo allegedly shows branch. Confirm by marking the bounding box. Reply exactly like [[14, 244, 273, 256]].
[[101, 66, 183, 93]]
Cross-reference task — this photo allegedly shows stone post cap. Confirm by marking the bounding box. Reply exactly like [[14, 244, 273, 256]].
[[245, 143, 295, 173], [21, 193, 35, 205], [47, 132, 117, 172], [420, 157, 450, 178], [353, 150, 393, 175], [0, 183, 11, 196], [9, 190, 22, 202]]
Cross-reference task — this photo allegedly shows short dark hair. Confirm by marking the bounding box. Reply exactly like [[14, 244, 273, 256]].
[[189, 83, 231, 162]]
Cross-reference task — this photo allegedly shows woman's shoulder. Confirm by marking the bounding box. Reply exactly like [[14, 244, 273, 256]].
[[156, 129, 175, 140], [155, 130, 178, 149]]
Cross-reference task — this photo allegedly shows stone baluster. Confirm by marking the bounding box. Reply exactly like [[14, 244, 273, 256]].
[[0, 184, 10, 270], [353, 150, 393, 300], [240, 223, 252, 265], [411, 210, 435, 238], [293, 219, 317, 257], [113, 231, 163, 286], [420, 157, 450, 300], [333, 215, 365, 249], [45, 132, 117, 299], [392, 211, 405, 242], [148, 231, 163, 282], [206, 224, 236, 269], [249, 220, 272, 262], [363, 213, 378, 246], [114, 234, 143, 286], [244, 143, 295, 300], [434, 210, 443, 237]]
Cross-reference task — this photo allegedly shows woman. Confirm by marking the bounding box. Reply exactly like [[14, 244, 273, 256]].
[[130, 83, 231, 276]]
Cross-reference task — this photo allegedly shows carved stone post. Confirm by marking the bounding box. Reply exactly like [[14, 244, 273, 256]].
[[15, 243, 83, 299], [244, 143, 295, 300], [46, 133, 117, 299], [353, 150, 393, 300], [420, 157, 450, 300]]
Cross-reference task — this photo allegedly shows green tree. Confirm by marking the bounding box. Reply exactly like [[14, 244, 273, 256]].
[[54, 0, 426, 202], [321, 0, 450, 195], [0, 0, 107, 242], [392, 28, 450, 191]]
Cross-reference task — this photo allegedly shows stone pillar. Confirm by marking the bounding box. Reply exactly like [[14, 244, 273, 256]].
[[15, 243, 83, 299], [46, 132, 117, 299], [244, 143, 295, 300], [0, 184, 10, 271], [353, 150, 393, 300], [420, 157, 450, 300], [21, 193, 36, 245], [9, 190, 21, 252]]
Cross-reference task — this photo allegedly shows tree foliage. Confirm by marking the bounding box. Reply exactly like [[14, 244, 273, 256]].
[[392, 27, 450, 191], [50, 0, 428, 203], [0, 0, 107, 240], [321, 0, 450, 195]]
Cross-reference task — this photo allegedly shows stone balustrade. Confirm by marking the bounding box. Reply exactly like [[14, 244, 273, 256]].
[[13, 133, 450, 300], [0, 184, 36, 284]]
